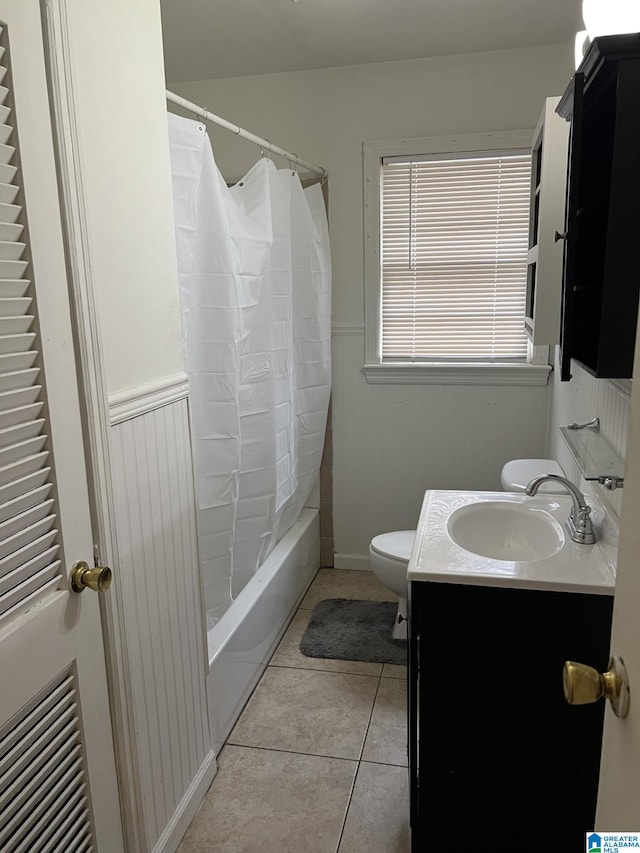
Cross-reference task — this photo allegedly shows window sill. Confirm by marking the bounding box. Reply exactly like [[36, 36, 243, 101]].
[[361, 362, 552, 386]]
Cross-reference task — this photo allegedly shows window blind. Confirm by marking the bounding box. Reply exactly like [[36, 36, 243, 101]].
[[381, 152, 531, 361]]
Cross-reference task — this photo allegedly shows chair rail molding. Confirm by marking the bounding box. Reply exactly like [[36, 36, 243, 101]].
[[108, 372, 189, 425]]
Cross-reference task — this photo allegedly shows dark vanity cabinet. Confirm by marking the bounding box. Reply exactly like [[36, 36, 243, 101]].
[[408, 581, 613, 853], [557, 35, 640, 381]]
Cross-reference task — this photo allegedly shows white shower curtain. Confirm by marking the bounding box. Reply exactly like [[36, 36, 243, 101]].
[[168, 113, 331, 624]]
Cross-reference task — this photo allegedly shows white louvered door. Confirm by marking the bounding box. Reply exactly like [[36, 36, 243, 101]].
[[0, 2, 123, 851]]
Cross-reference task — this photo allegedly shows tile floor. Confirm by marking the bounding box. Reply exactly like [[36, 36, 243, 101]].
[[179, 569, 410, 853]]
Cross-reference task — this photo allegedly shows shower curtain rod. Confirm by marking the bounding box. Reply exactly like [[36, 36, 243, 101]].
[[166, 90, 327, 178]]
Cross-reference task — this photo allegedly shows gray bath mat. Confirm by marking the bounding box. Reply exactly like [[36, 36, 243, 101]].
[[299, 598, 407, 665]]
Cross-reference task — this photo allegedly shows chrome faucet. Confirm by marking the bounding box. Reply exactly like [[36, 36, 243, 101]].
[[525, 474, 596, 545]]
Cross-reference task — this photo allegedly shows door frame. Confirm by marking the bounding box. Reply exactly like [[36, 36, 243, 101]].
[[40, 0, 146, 848]]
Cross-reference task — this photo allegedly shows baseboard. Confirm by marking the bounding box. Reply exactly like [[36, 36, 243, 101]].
[[333, 553, 371, 571], [152, 749, 217, 853]]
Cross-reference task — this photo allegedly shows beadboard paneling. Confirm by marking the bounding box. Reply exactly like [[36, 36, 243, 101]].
[[548, 349, 629, 519], [109, 398, 214, 849]]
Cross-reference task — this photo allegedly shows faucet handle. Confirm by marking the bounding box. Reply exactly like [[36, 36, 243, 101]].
[[568, 503, 596, 544]]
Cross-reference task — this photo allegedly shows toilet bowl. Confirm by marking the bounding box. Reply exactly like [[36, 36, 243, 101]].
[[369, 530, 415, 640]]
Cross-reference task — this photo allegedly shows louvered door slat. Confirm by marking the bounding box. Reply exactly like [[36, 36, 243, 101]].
[[0, 483, 51, 524], [14, 788, 86, 853], [0, 546, 58, 595], [37, 797, 90, 853], [0, 400, 42, 429], [0, 238, 23, 257], [65, 828, 93, 853], [0, 298, 31, 316], [0, 200, 19, 222], [0, 498, 54, 539], [0, 222, 22, 241], [1, 575, 59, 623], [0, 688, 75, 780], [0, 756, 83, 848], [0, 560, 60, 616], [0, 450, 49, 489], [0, 715, 78, 803], [0, 162, 16, 184], [0, 513, 55, 561], [0, 465, 50, 505], [0, 333, 35, 354], [0, 434, 46, 468], [0, 384, 41, 411], [0, 368, 38, 394], [0, 529, 56, 578], [0, 416, 44, 447], [0, 317, 33, 336], [0, 143, 13, 166], [0, 351, 36, 372], [0, 259, 27, 277], [0, 677, 71, 756]]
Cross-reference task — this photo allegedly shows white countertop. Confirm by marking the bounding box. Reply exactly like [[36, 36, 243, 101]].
[[408, 489, 616, 595]]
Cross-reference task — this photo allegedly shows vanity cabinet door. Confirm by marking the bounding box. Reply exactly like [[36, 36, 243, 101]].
[[408, 581, 612, 853]]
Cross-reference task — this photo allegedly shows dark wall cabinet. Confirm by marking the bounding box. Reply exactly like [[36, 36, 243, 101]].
[[408, 581, 613, 853], [557, 34, 640, 381]]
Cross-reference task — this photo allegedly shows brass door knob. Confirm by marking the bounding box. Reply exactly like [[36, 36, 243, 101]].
[[70, 560, 113, 594], [563, 657, 630, 718]]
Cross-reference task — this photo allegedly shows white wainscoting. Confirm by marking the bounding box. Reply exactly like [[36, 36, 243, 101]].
[[548, 351, 630, 521], [109, 388, 215, 852]]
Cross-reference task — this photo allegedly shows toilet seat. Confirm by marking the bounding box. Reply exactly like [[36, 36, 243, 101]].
[[370, 530, 415, 563]]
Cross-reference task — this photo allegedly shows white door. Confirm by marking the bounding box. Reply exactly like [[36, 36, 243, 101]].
[[0, 2, 124, 850], [596, 342, 640, 821]]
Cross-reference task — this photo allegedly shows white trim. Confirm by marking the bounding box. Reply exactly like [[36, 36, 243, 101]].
[[42, 3, 146, 848], [108, 373, 189, 425], [151, 750, 217, 853], [332, 323, 365, 337], [363, 129, 535, 368], [362, 363, 552, 386], [333, 553, 372, 571]]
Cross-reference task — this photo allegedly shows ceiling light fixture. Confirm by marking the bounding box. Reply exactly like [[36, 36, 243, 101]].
[[582, 0, 640, 40], [574, 1, 640, 68]]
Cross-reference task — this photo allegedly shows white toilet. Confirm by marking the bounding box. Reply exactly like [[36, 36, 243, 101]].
[[369, 530, 414, 640], [369, 458, 566, 641], [500, 458, 566, 493]]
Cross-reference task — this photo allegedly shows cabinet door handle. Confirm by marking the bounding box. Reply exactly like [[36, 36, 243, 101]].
[[554, 230, 568, 242], [563, 657, 630, 718]]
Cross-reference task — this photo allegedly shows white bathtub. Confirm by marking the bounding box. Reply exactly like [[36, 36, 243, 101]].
[[206, 508, 319, 753]]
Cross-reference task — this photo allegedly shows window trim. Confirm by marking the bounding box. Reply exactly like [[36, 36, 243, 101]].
[[362, 130, 551, 386]]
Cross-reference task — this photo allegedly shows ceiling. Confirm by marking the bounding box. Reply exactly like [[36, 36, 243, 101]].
[[160, 0, 583, 84]]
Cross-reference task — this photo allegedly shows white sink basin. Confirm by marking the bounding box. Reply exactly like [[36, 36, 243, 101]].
[[446, 500, 565, 561], [409, 489, 616, 595]]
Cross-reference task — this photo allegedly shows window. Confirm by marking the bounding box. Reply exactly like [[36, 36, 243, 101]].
[[363, 131, 551, 385]]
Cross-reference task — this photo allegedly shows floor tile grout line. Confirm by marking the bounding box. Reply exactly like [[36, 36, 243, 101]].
[[225, 739, 369, 763], [268, 662, 384, 677], [335, 758, 362, 853], [222, 741, 361, 764], [335, 669, 384, 852]]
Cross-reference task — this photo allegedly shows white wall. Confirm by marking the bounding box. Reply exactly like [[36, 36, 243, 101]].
[[171, 44, 576, 565], [64, 0, 184, 395]]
